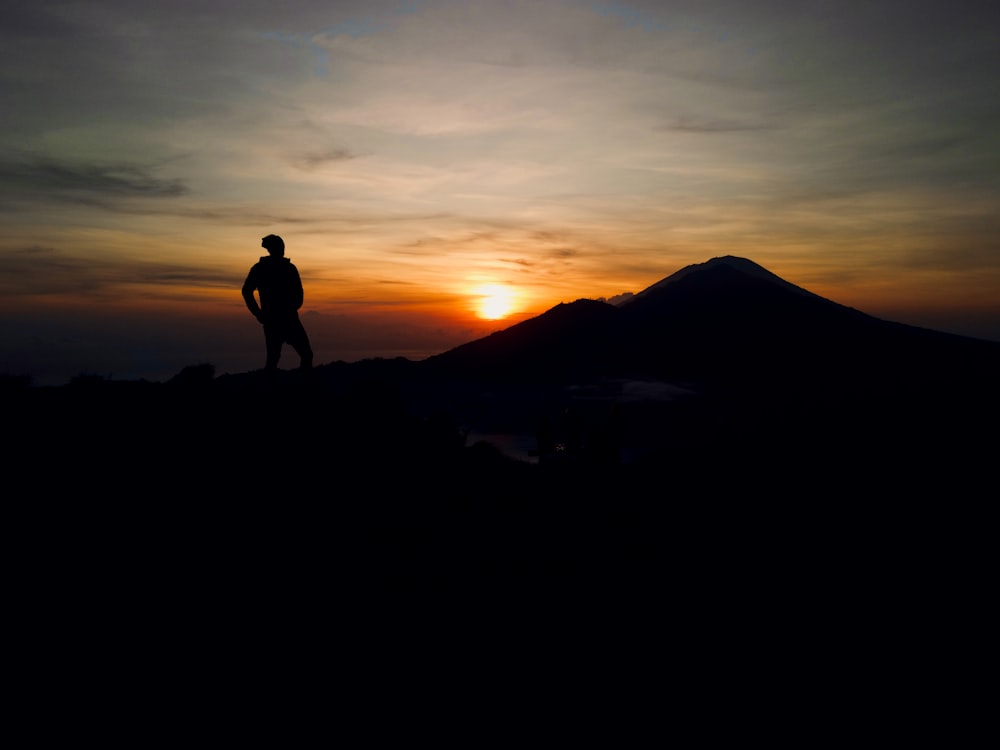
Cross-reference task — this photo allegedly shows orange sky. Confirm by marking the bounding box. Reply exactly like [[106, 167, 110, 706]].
[[2, 1, 999, 385]]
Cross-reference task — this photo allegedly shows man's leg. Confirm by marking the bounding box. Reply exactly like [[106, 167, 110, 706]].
[[286, 318, 313, 369], [263, 324, 284, 372]]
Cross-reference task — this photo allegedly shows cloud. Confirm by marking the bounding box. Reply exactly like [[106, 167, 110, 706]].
[[2, 0, 999, 379], [902, 235, 1000, 273], [589, 0, 665, 33], [660, 116, 774, 134], [293, 148, 359, 170], [0, 245, 236, 296], [604, 292, 634, 306], [0, 155, 188, 200]]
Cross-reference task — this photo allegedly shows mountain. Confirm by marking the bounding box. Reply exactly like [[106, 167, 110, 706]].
[[421, 256, 1000, 483], [421, 297, 620, 383], [424, 255, 1000, 393], [634, 255, 821, 301]]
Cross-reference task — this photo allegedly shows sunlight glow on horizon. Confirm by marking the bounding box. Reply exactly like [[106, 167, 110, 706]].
[[472, 283, 518, 320], [3, 1, 999, 386]]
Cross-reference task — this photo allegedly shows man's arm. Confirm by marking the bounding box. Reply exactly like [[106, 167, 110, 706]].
[[242, 267, 263, 321], [291, 265, 304, 310]]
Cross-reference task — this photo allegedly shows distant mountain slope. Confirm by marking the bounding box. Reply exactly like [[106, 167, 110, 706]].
[[423, 297, 620, 382], [424, 255, 1000, 393], [615, 256, 893, 385]]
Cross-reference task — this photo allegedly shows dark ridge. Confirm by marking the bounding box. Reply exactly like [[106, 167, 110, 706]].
[[422, 297, 620, 382]]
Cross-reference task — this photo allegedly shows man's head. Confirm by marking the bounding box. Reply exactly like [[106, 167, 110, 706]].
[[261, 234, 285, 256]]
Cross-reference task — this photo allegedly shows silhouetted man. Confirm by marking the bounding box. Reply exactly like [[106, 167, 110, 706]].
[[242, 234, 313, 377]]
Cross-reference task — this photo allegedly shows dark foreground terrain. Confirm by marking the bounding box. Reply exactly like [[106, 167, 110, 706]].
[[5, 355, 996, 740], [7, 258, 995, 733], [7, 257, 998, 597], [6, 351, 996, 597]]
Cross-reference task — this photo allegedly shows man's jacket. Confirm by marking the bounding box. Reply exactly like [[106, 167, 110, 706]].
[[242, 256, 304, 323]]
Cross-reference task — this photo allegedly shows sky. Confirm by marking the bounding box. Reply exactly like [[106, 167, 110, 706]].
[[2, 0, 999, 385]]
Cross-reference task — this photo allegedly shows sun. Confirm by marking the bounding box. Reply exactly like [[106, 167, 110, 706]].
[[473, 283, 517, 320]]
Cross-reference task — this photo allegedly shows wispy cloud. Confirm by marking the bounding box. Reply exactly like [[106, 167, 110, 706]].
[[293, 148, 360, 170], [660, 116, 775, 134], [0, 245, 235, 296], [3, 0, 1000, 384], [0, 156, 188, 199]]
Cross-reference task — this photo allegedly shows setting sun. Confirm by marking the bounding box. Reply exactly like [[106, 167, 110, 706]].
[[473, 283, 517, 320]]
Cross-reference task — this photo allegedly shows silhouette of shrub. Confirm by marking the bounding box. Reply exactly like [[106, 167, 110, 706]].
[[168, 362, 216, 388]]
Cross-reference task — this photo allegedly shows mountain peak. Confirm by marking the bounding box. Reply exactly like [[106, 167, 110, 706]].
[[634, 255, 816, 300]]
